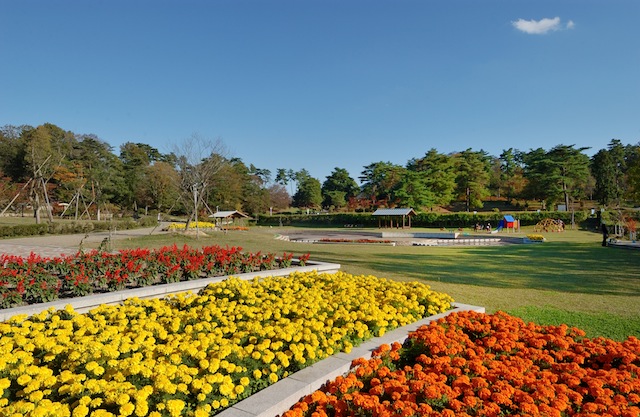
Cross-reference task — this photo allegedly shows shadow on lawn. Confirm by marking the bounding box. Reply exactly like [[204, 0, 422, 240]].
[[311, 242, 640, 297]]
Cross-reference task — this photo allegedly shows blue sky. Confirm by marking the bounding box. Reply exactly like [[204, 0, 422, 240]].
[[1, 0, 638, 185]]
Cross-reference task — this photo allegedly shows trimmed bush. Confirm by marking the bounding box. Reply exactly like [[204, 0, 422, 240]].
[[257, 211, 589, 228], [0, 217, 159, 239]]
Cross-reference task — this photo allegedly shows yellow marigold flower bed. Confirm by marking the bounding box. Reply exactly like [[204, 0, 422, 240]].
[[0, 271, 453, 416], [526, 234, 546, 241], [166, 221, 217, 231]]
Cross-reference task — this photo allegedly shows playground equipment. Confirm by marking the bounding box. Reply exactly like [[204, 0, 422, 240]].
[[533, 218, 565, 232], [493, 215, 519, 233]]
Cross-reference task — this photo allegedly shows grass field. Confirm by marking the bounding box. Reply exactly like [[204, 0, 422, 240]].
[[84, 224, 640, 341]]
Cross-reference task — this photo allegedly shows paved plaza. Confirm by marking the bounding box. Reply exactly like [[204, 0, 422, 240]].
[[0, 224, 169, 258]]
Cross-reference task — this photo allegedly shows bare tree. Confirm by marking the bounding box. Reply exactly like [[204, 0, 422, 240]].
[[172, 134, 228, 236]]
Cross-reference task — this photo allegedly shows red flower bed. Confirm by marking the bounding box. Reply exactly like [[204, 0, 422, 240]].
[[0, 245, 309, 308], [285, 311, 640, 417], [319, 238, 393, 244]]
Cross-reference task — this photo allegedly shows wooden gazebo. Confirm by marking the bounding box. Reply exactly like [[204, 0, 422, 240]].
[[372, 208, 416, 229], [208, 210, 251, 227]]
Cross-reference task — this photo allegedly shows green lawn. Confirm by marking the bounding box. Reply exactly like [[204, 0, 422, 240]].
[[101, 225, 640, 341]]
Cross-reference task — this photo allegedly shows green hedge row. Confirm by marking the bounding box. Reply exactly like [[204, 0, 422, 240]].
[[0, 217, 158, 239], [256, 210, 590, 228]]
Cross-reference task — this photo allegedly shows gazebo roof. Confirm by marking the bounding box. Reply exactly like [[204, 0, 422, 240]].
[[208, 210, 251, 219], [372, 208, 416, 216]]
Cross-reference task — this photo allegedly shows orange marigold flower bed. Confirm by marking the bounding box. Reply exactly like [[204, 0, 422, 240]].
[[284, 311, 640, 417]]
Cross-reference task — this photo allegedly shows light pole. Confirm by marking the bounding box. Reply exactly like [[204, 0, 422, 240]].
[[193, 183, 199, 239]]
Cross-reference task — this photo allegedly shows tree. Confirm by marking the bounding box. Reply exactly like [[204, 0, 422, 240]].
[[521, 145, 591, 211], [243, 164, 271, 215], [497, 148, 526, 203], [592, 139, 626, 207], [293, 174, 322, 209], [249, 164, 271, 186], [73, 134, 126, 219], [547, 144, 591, 211], [172, 134, 228, 232], [267, 184, 290, 211], [407, 149, 457, 208], [359, 162, 405, 207], [322, 167, 359, 210], [624, 143, 640, 204], [120, 142, 153, 210], [392, 170, 435, 209], [0, 124, 31, 181], [276, 168, 297, 195], [145, 161, 180, 212], [19, 124, 75, 223], [209, 158, 270, 216], [520, 148, 549, 208], [453, 149, 491, 211]]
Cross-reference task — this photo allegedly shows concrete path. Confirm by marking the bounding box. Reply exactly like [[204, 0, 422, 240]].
[[0, 223, 170, 258]]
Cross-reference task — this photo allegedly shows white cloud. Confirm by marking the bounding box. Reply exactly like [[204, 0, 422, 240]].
[[512, 17, 574, 35]]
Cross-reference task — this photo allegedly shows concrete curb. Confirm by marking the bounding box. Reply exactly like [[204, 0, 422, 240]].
[[218, 302, 485, 417]]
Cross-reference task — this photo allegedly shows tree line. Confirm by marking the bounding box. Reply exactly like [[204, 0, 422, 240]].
[[1, 123, 638, 221], [286, 140, 640, 213]]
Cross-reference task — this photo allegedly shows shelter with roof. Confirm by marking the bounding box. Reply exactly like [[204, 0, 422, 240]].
[[208, 210, 251, 227], [372, 208, 417, 229]]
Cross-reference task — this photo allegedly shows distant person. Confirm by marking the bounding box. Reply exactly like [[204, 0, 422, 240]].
[[601, 223, 609, 247]]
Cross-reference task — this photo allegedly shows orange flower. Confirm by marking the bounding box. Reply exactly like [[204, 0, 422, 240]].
[[284, 311, 640, 417]]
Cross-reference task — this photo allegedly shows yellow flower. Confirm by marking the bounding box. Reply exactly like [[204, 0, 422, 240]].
[[195, 408, 209, 417], [116, 394, 130, 406], [134, 400, 148, 417], [17, 374, 32, 385], [165, 399, 185, 417], [71, 404, 89, 417], [119, 402, 135, 416]]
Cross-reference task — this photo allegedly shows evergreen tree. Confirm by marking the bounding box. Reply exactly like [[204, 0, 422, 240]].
[[453, 149, 491, 211], [407, 149, 457, 207], [547, 144, 591, 210], [392, 170, 435, 209], [624, 143, 640, 203], [498, 148, 526, 203], [359, 162, 405, 206], [322, 167, 359, 209], [293, 175, 322, 209]]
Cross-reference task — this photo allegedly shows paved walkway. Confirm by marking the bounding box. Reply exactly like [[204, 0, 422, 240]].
[[0, 223, 170, 258]]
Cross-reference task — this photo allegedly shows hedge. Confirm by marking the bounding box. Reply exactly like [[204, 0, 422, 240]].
[[0, 217, 158, 239], [256, 210, 590, 228]]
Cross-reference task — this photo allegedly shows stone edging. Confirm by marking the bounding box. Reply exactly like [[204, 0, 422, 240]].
[[0, 260, 341, 322], [218, 302, 485, 417]]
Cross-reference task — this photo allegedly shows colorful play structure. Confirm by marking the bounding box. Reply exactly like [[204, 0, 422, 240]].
[[493, 215, 519, 233]]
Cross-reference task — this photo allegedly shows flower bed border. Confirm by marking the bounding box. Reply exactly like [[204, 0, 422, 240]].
[[217, 302, 485, 417], [0, 260, 340, 322]]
